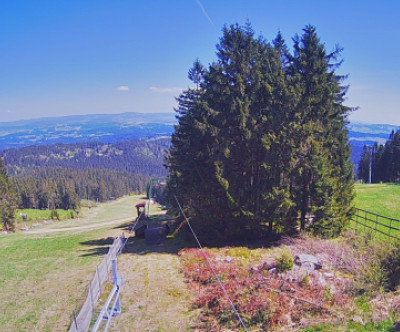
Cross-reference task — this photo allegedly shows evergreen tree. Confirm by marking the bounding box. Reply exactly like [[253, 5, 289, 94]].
[[167, 24, 354, 243], [358, 130, 400, 184], [288, 25, 354, 236], [358, 146, 371, 183], [0, 157, 16, 231]]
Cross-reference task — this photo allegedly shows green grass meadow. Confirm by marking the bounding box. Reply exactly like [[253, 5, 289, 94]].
[[1, 186, 399, 330], [14, 208, 77, 227], [354, 183, 400, 219], [0, 195, 146, 331], [353, 183, 400, 239], [0, 230, 103, 331]]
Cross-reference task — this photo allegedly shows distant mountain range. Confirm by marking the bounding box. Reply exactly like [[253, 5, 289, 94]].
[[0, 112, 398, 169], [0, 112, 176, 150], [347, 122, 399, 168]]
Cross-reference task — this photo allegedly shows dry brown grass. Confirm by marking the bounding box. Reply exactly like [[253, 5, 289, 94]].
[[109, 236, 198, 332], [178, 232, 400, 331]]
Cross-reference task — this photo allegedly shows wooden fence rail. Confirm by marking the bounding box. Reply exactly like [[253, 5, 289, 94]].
[[352, 208, 400, 240]]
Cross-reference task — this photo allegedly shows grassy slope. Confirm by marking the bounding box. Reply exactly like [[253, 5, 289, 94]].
[[354, 183, 400, 219], [4, 184, 399, 331], [0, 230, 103, 331], [0, 195, 151, 331]]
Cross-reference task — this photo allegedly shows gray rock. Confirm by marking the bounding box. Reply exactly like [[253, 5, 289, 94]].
[[394, 321, 400, 331], [352, 316, 364, 325], [260, 258, 278, 271], [295, 254, 322, 271]]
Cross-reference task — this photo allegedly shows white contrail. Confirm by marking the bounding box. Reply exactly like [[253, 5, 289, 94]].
[[195, 0, 215, 27]]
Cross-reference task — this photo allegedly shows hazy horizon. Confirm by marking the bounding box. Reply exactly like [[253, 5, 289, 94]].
[[0, 110, 399, 127], [1, 1, 399, 124]]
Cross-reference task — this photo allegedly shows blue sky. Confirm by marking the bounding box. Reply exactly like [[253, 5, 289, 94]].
[[1, 0, 399, 124]]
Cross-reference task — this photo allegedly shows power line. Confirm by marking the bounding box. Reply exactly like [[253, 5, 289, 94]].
[[174, 196, 249, 332]]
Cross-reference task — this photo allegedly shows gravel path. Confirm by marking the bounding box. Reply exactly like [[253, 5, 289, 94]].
[[24, 217, 135, 234]]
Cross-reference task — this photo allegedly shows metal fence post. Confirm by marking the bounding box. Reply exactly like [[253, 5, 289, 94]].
[[111, 259, 122, 316], [72, 310, 78, 331]]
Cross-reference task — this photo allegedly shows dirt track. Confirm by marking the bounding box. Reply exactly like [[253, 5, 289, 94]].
[[24, 217, 135, 234]]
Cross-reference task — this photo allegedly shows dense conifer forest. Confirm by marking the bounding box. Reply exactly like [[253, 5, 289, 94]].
[[2, 139, 168, 177], [358, 129, 400, 183], [1, 139, 168, 210]]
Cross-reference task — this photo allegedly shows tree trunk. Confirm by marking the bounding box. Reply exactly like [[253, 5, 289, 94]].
[[300, 190, 308, 231], [268, 219, 273, 233], [3, 216, 8, 231]]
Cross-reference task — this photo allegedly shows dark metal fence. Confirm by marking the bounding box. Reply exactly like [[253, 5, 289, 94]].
[[352, 208, 400, 240]]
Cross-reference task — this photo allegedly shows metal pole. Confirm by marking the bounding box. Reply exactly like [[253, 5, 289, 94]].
[[73, 310, 78, 331], [369, 147, 372, 184], [111, 259, 122, 317]]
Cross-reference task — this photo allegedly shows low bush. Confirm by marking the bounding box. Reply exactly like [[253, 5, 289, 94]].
[[276, 247, 294, 272], [50, 209, 60, 220]]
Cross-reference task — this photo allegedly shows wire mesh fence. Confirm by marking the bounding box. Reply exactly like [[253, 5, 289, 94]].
[[352, 208, 400, 240], [69, 234, 127, 332]]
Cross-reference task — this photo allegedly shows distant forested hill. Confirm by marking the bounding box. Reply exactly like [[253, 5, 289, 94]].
[[2, 139, 169, 178], [347, 122, 400, 168], [0, 112, 398, 172], [1, 139, 169, 209]]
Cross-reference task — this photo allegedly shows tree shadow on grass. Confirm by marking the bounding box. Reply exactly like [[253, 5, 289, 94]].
[[79, 237, 115, 257], [122, 233, 196, 256], [113, 221, 132, 232], [79, 214, 284, 258], [78, 215, 189, 257], [119, 214, 197, 255]]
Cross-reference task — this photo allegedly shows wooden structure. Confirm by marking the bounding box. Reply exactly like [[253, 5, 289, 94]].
[[135, 202, 146, 219]]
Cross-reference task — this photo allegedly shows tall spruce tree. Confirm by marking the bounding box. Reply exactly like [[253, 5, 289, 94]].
[[167, 24, 354, 243], [288, 25, 354, 236], [0, 157, 16, 231]]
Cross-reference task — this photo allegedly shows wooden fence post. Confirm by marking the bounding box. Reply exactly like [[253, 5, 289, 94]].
[[89, 281, 95, 316], [364, 210, 367, 232], [105, 255, 109, 281], [96, 266, 102, 296]]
